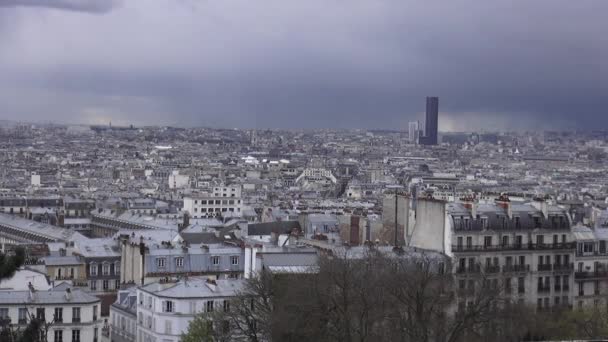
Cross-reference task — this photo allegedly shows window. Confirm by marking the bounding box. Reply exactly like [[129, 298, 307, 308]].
[[536, 235, 544, 245], [163, 301, 174, 313], [212, 256, 220, 266], [223, 300, 230, 312], [93, 305, 97, 321], [231, 256, 239, 265], [115, 262, 121, 275], [103, 280, 109, 291], [72, 329, 80, 342], [54, 330, 63, 342], [157, 258, 166, 268], [102, 263, 110, 276], [553, 235, 558, 245], [502, 236, 509, 246], [456, 236, 463, 248], [515, 235, 522, 247], [206, 301, 214, 312], [0, 308, 8, 320], [90, 280, 97, 291], [515, 217, 521, 229], [175, 257, 184, 268], [37, 308, 45, 321], [189, 302, 196, 314], [518, 277, 525, 293], [483, 236, 492, 248], [18, 308, 27, 324], [72, 308, 80, 323], [505, 278, 511, 293], [54, 308, 63, 323], [90, 263, 97, 276], [165, 320, 172, 334], [466, 237, 472, 248]]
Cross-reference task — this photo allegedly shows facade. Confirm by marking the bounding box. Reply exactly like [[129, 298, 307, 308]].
[[0, 286, 102, 342], [447, 199, 575, 310], [120, 234, 244, 286], [136, 278, 245, 342], [182, 197, 243, 219], [110, 287, 138, 342]]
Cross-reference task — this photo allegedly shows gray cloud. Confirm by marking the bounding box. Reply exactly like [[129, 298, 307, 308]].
[[0, 0, 120, 13], [0, 0, 607, 130]]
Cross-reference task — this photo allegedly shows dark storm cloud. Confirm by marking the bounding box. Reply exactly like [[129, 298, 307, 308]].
[[0, 0, 607, 130], [0, 0, 120, 13]]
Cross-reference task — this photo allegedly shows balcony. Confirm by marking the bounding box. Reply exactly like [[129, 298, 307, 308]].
[[553, 263, 574, 272], [554, 285, 562, 292], [537, 285, 551, 293], [484, 265, 500, 274], [502, 264, 530, 273], [456, 265, 481, 274], [538, 264, 552, 272], [574, 270, 608, 280], [452, 242, 575, 253]]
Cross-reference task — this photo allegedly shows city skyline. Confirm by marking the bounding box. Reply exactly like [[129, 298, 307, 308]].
[[1, 0, 607, 130]]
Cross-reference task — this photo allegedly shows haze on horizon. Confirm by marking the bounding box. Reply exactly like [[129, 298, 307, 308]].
[[0, 0, 607, 131]]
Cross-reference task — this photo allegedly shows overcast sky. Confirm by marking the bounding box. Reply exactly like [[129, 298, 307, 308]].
[[0, 0, 607, 131]]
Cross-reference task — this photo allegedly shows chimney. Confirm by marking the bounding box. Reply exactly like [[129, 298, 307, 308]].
[[28, 282, 36, 301], [58, 211, 65, 227], [532, 197, 549, 219], [180, 212, 190, 232], [495, 194, 512, 219]]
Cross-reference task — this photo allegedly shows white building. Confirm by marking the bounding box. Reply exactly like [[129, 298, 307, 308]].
[[183, 195, 243, 219], [0, 285, 102, 342], [168, 171, 190, 189], [136, 278, 245, 342]]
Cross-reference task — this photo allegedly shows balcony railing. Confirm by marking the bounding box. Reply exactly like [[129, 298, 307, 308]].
[[484, 265, 500, 273], [575, 270, 608, 280], [537, 285, 551, 293], [538, 264, 552, 271], [554, 285, 561, 292], [456, 265, 481, 274], [502, 264, 530, 273], [452, 242, 575, 253], [553, 263, 574, 271]]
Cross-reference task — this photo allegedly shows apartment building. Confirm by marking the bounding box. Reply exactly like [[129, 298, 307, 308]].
[[0, 285, 102, 342], [120, 233, 244, 286], [110, 287, 138, 342], [572, 225, 608, 309], [448, 198, 575, 310], [183, 193, 243, 219], [136, 278, 244, 342]]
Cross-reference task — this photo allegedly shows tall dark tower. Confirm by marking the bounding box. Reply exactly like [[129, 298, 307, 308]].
[[423, 96, 438, 145]]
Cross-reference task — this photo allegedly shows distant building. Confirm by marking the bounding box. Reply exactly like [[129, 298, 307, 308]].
[[420, 97, 439, 145], [408, 121, 420, 144], [168, 171, 190, 189]]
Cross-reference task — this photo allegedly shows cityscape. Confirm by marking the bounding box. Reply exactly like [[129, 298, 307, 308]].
[[2, 1, 608, 342]]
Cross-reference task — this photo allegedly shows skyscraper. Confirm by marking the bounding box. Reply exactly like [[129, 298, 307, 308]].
[[421, 96, 439, 145]]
